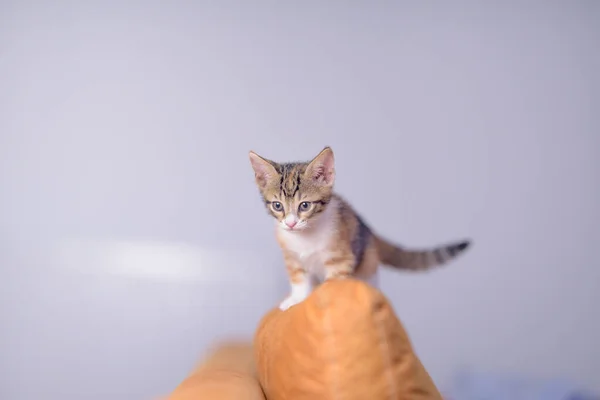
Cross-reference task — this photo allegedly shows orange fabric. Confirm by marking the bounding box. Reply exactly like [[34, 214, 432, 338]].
[[254, 279, 442, 400], [167, 342, 266, 400], [167, 279, 441, 400]]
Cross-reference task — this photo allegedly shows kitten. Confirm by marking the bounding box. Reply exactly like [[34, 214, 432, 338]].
[[249, 146, 471, 311]]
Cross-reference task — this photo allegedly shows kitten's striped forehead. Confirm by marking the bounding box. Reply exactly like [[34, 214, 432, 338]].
[[254, 156, 332, 221], [276, 162, 307, 198]]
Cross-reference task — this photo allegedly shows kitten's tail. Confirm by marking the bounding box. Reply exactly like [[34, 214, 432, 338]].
[[374, 236, 471, 271]]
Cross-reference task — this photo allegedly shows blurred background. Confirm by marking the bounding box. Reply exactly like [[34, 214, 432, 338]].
[[1, 1, 598, 399]]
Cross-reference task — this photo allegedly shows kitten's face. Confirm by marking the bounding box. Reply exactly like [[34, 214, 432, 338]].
[[249, 147, 336, 232]]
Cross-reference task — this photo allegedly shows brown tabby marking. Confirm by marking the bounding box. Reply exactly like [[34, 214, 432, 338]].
[[249, 147, 471, 310]]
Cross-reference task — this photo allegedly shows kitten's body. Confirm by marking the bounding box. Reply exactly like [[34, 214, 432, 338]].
[[249, 147, 471, 310]]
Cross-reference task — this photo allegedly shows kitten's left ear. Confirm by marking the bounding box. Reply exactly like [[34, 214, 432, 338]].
[[305, 146, 335, 187]]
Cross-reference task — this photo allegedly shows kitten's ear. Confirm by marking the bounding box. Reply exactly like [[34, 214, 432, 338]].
[[249, 151, 278, 189], [305, 146, 335, 187]]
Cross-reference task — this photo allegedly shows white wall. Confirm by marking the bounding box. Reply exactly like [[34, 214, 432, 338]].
[[1, 2, 599, 399]]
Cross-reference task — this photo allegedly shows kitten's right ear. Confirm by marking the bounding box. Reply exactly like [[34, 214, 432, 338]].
[[249, 151, 278, 189]]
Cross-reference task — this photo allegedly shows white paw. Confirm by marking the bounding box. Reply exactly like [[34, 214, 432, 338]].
[[279, 295, 304, 311]]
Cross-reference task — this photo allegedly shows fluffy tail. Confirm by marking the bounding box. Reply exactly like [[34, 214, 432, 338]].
[[374, 236, 471, 271]]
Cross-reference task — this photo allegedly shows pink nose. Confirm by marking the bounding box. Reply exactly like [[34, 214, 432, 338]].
[[285, 220, 297, 228]]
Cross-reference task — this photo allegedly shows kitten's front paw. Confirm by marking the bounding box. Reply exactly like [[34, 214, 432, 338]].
[[279, 295, 304, 311]]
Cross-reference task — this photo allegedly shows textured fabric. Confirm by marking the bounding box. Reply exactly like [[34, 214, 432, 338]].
[[167, 342, 266, 400], [254, 279, 442, 400]]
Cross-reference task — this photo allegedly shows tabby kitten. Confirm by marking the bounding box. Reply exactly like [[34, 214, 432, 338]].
[[249, 146, 471, 311]]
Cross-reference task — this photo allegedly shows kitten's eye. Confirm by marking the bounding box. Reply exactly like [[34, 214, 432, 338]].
[[271, 201, 283, 212], [299, 202, 311, 212]]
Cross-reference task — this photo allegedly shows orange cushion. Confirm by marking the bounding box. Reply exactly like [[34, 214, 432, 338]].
[[167, 342, 266, 400], [254, 279, 442, 400]]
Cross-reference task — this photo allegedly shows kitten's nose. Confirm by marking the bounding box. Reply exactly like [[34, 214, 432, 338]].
[[285, 219, 297, 228]]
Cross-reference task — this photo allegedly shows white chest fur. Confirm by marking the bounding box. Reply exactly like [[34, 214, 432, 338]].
[[277, 201, 338, 280]]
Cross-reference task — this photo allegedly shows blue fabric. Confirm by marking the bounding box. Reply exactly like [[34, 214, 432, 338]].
[[443, 369, 598, 400]]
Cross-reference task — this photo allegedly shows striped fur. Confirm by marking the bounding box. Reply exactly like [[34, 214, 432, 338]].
[[249, 147, 471, 310]]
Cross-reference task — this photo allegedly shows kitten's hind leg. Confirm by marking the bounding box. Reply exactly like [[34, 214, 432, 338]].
[[361, 270, 380, 289], [352, 240, 381, 290]]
